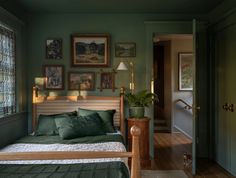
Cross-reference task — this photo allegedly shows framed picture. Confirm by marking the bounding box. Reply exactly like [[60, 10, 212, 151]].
[[71, 34, 110, 67], [178, 53, 193, 91], [115, 42, 136, 57], [43, 65, 64, 90], [68, 72, 95, 90], [100, 72, 114, 90], [46, 39, 62, 59]]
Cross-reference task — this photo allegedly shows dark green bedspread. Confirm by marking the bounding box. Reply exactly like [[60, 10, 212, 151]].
[[0, 162, 129, 178], [0, 134, 129, 178], [15, 134, 124, 144]]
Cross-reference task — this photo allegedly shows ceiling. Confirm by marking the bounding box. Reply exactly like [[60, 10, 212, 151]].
[[1, 0, 224, 14]]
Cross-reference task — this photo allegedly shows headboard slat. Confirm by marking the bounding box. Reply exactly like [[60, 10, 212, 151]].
[[33, 96, 124, 132]]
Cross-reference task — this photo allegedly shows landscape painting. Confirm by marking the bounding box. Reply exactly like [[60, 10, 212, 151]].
[[68, 72, 95, 91], [71, 34, 109, 67]]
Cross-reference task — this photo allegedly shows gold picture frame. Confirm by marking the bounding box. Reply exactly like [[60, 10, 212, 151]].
[[71, 34, 110, 67], [178, 53, 193, 91]]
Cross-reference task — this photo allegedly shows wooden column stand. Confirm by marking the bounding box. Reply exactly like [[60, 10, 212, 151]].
[[128, 117, 151, 168]]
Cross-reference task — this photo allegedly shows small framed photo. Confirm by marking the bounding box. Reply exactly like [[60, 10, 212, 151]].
[[100, 72, 114, 90], [46, 39, 62, 59], [178, 53, 193, 91], [68, 72, 95, 90], [43, 65, 64, 90], [115, 42, 136, 57], [71, 34, 110, 67]]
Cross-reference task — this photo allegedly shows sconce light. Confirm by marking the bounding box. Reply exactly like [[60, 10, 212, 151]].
[[33, 77, 47, 98], [116, 61, 135, 94]]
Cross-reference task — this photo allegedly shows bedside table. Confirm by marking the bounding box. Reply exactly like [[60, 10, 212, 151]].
[[127, 117, 151, 168]]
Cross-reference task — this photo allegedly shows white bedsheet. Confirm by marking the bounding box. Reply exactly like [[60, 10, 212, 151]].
[[0, 142, 127, 165]]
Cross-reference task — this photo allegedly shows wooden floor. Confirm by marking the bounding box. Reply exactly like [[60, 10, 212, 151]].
[[149, 132, 235, 178]]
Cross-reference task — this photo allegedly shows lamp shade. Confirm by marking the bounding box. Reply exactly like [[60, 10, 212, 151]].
[[116, 62, 128, 71]]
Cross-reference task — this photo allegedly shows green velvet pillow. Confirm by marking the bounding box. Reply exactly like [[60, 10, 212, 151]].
[[78, 108, 116, 133], [55, 113, 106, 139], [35, 111, 78, 136]]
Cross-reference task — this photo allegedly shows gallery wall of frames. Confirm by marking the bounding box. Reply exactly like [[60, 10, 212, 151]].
[[43, 34, 136, 93]]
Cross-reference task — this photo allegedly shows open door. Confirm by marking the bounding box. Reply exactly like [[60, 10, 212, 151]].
[[192, 19, 209, 175], [192, 19, 197, 175]]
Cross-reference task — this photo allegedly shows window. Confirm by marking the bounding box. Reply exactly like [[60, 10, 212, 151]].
[[0, 24, 16, 117]]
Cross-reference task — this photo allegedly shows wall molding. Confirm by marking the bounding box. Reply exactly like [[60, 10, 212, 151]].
[[0, 6, 24, 27], [174, 125, 192, 140]]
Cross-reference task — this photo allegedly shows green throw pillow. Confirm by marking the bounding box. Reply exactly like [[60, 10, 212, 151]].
[[35, 111, 78, 136], [78, 108, 116, 133], [55, 113, 106, 139]]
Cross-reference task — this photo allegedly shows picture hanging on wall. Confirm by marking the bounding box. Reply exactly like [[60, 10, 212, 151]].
[[46, 38, 62, 59], [68, 72, 95, 91], [71, 34, 110, 67], [178, 52, 193, 91], [115, 42, 136, 57], [43, 65, 64, 90], [100, 72, 114, 90]]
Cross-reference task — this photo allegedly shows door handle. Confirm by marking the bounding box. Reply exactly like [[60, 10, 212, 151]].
[[192, 105, 200, 112], [228, 104, 234, 112], [222, 103, 229, 111], [222, 103, 234, 112]]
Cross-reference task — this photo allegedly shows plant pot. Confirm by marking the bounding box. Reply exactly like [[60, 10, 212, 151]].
[[129, 106, 145, 118]]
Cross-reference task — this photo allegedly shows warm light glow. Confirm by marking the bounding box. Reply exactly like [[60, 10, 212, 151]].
[[116, 62, 128, 71], [116, 61, 135, 93]]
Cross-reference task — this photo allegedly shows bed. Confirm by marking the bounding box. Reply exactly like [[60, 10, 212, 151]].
[[0, 89, 141, 178]]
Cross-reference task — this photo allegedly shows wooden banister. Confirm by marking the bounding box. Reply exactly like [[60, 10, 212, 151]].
[[130, 125, 141, 178], [176, 99, 192, 110]]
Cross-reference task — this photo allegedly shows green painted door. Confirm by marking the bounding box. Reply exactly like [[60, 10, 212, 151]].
[[215, 22, 236, 176], [192, 19, 197, 175], [225, 25, 236, 176], [216, 28, 231, 172], [193, 19, 209, 175]]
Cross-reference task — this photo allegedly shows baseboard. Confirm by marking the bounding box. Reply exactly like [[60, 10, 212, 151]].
[[173, 125, 192, 140]]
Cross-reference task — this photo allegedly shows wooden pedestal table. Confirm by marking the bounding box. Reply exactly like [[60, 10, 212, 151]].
[[128, 117, 150, 168]]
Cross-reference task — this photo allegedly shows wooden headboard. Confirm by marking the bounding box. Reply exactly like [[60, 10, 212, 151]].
[[32, 93, 125, 136]]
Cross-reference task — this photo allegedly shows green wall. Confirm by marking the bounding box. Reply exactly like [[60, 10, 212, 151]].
[[209, 7, 236, 176], [0, 7, 28, 146], [26, 13, 149, 96], [26, 13, 202, 128]]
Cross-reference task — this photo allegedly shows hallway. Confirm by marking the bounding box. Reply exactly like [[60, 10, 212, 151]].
[[151, 132, 234, 178]]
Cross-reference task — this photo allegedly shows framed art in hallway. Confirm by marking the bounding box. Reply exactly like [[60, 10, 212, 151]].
[[71, 34, 110, 67], [115, 42, 136, 57], [68, 72, 95, 91], [178, 52, 193, 91], [43, 65, 64, 90], [46, 39, 62, 59]]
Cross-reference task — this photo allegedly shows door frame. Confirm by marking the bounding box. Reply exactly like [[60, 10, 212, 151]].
[[145, 21, 199, 174]]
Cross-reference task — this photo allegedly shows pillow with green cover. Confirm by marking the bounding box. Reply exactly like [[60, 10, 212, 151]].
[[78, 108, 116, 133], [55, 113, 106, 139], [35, 111, 77, 136]]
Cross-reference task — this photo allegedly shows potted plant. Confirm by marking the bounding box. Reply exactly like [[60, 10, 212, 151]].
[[125, 90, 158, 118]]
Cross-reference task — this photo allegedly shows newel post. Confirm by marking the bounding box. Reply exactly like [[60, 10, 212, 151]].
[[130, 125, 141, 178], [120, 87, 125, 137]]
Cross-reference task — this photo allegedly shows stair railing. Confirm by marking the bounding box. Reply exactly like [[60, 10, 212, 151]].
[[176, 99, 192, 110]]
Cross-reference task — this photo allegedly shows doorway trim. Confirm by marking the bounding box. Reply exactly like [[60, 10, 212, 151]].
[[144, 21, 193, 158]]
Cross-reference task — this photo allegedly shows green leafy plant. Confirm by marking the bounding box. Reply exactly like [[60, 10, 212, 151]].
[[125, 90, 158, 107]]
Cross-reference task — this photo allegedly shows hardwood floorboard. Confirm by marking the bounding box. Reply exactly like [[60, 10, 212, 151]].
[[149, 132, 235, 178]]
